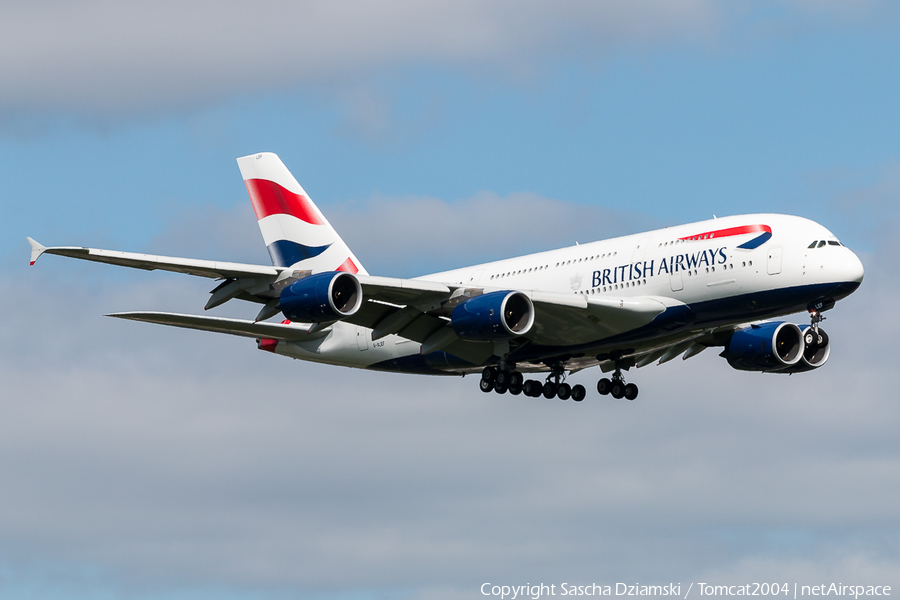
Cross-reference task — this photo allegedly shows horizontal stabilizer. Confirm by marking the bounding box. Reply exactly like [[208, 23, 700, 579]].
[[107, 311, 324, 341]]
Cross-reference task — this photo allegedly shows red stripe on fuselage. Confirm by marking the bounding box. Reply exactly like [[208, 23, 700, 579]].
[[336, 258, 359, 274], [679, 224, 771, 241], [244, 178, 325, 225]]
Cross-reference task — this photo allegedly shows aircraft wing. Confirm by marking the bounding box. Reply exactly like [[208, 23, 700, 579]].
[[341, 285, 674, 360], [108, 311, 321, 341], [30, 237, 682, 359], [28, 238, 279, 280], [28, 238, 455, 313], [528, 292, 669, 345]]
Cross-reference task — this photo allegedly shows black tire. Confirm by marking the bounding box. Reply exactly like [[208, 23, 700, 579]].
[[510, 371, 524, 387], [557, 383, 571, 400], [804, 330, 815, 345], [542, 382, 557, 399], [624, 383, 638, 401], [508, 384, 522, 396], [494, 383, 508, 394], [597, 378, 612, 395], [495, 370, 510, 387], [571, 384, 586, 402], [482, 367, 496, 382], [523, 380, 539, 397], [611, 381, 625, 399], [479, 379, 494, 393]]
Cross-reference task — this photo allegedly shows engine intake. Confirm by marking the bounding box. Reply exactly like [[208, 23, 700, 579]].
[[778, 326, 831, 373], [451, 291, 534, 341], [723, 321, 804, 372], [279, 271, 362, 323]]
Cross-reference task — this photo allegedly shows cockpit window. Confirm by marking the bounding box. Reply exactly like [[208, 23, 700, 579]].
[[808, 241, 818, 248], [817, 240, 826, 248], [827, 240, 840, 246]]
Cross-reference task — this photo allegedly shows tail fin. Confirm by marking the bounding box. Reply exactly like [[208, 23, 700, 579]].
[[236, 152, 367, 275]]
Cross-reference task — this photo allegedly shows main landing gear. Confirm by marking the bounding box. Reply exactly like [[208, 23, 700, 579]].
[[480, 366, 586, 402], [479, 360, 640, 402], [596, 364, 638, 401]]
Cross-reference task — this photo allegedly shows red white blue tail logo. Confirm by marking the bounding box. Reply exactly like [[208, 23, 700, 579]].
[[237, 153, 367, 275]]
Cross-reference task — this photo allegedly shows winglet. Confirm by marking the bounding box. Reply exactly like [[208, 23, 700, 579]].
[[27, 237, 46, 266]]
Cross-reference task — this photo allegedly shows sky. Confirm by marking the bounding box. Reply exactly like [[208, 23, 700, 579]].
[[1, 1, 899, 599]]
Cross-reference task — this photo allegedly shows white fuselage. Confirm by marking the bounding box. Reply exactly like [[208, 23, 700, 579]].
[[268, 214, 864, 373]]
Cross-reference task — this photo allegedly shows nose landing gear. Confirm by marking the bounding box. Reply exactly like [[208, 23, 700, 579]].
[[806, 309, 827, 345]]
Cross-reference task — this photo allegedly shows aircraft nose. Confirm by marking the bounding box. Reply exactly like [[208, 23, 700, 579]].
[[832, 247, 864, 298], [846, 248, 865, 285]]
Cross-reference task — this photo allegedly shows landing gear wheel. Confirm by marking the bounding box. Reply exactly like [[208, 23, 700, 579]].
[[557, 383, 571, 400], [804, 330, 815, 345], [508, 384, 522, 396], [571, 384, 586, 402], [610, 380, 626, 399], [542, 382, 558, 399], [509, 372, 524, 388], [597, 378, 612, 395], [523, 380, 541, 397], [495, 370, 511, 387], [624, 383, 639, 401], [494, 383, 508, 395], [479, 379, 494, 393], [482, 367, 496, 383]]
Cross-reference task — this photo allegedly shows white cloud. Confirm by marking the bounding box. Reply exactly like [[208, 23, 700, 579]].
[[0, 0, 715, 118]]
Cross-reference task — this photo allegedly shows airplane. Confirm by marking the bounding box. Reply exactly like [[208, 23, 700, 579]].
[[28, 152, 865, 401]]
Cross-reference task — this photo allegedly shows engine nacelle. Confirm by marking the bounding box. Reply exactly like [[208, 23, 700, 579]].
[[777, 326, 831, 373], [279, 271, 362, 323], [723, 321, 804, 372], [451, 290, 534, 341]]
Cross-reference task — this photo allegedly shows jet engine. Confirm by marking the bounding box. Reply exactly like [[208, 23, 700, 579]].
[[451, 290, 534, 341], [722, 321, 804, 372], [777, 326, 831, 373], [279, 271, 362, 323]]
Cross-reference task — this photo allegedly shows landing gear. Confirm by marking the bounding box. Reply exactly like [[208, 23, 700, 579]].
[[483, 366, 523, 396], [479, 364, 585, 402], [571, 384, 586, 402], [522, 379, 542, 397], [807, 309, 827, 346], [597, 364, 638, 401], [624, 383, 638, 401], [541, 367, 577, 401], [597, 378, 612, 395]]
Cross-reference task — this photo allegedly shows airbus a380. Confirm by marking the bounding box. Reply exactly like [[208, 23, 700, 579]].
[[29, 153, 864, 401]]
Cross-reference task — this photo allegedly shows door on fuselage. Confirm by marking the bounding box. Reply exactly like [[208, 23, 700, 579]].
[[767, 246, 783, 275], [356, 326, 369, 351]]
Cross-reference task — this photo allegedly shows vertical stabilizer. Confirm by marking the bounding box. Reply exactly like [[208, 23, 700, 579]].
[[236, 152, 367, 275]]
